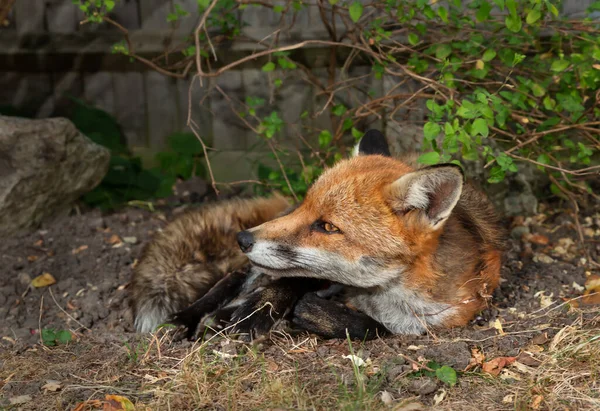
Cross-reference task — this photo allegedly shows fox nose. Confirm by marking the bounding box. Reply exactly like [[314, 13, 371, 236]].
[[237, 230, 255, 253]]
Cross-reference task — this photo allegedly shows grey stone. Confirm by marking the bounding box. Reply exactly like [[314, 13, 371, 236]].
[[0, 116, 110, 235], [407, 377, 438, 395], [511, 225, 530, 240]]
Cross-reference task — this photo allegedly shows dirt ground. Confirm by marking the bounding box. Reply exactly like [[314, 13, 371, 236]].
[[1, 192, 599, 410]]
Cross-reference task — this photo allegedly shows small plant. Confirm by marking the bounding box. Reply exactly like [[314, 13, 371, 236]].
[[41, 328, 73, 346], [411, 360, 458, 387], [68, 99, 206, 211], [123, 338, 149, 364]]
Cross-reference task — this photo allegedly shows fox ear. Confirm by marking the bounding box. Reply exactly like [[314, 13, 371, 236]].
[[352, 129, 391, 157], [388, 164, 464, 229]]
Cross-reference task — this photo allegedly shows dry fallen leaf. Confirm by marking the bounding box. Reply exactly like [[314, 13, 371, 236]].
[[573, 275, 600, 306], [531, 333, 549, 345], [465, 347, 485, 371], [107, 234, 122, 245], [491, 318, 505, 335], [266, 360, 279, 372], [531, 395, 544, 410], [381, 390, 394, 406], [516, 352, 542, 367], [482, 356, 517, 376], [528, 234, 549, 245], [27, 255, 39, 262], [475, 59, 485, 70], [72, 245, 89, 255], [31, 273, 57, 288], [433, 389, 447, 405], [34, 239, 43, 247], [9, 395, 32, 405], [42, 380, 62, 392], [103, 394, 135, 411], [343, 354, 366, 367], [502, 394, 515, 404], [72, 400, 103, 411]]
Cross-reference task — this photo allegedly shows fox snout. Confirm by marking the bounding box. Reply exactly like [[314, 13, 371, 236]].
[[237, 230, 255, 253]]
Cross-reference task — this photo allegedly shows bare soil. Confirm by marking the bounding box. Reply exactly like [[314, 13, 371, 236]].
[[1, 195, 599, 410]]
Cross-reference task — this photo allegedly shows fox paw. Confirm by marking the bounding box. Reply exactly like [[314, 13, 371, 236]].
[[229, 297, 279, 340]]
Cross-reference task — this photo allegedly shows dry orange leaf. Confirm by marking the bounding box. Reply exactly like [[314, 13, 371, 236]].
[[482, 356, 517, 377], [33, 239, 43, 247], [531, 395, 544, 410], [107, 235, 122, 245], [574, 275, 600, 306], [103, 395, 134, 411], [72, 400, 102, 411], [72, 245, 89, 255], [529, 234, 549, 245], [27, 255, 39, 262], [464, 347, 485, 371], [31, 273, 56, 288]]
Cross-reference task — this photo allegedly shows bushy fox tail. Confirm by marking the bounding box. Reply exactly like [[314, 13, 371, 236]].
[[130, 195, 291, 333]]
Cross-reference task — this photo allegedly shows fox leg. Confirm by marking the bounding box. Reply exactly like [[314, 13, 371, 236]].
[[228, 277, 324, 339], [292, 292, 389, 340], [170, 268, 249, 339]]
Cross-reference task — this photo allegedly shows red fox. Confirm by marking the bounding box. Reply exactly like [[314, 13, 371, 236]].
[[134, 129, 505, 339]]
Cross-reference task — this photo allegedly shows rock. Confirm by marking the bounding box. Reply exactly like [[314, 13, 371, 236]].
[[0, 116, 110, 235], [511, 225, 530, 240], [423, 342, 471, 370], [407, 377, 438, 395]]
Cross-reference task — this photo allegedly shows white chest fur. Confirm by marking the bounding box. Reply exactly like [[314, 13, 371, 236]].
[[350, 285, 456, 335]]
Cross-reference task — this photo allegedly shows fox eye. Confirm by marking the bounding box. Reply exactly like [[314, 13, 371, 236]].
[[323, 222, 339, 232], [313, 220, 341, 234]]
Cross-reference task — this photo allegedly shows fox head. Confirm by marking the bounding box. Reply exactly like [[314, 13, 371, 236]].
[[237, 130, 465, 288]]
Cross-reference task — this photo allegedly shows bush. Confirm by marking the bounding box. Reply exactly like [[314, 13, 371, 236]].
[[75, 0, 599, 202]]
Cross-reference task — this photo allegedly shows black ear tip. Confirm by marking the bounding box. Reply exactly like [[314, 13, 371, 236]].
[[358, 129, 391, 157]]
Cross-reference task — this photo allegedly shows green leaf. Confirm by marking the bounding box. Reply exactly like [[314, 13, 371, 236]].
[[408, 33, 419, 46], [424, 122, 441, 140], [329, 0, 339, 4], [536, 154, 550, 171], [547, 2, 559, 16], [550, 59, 570, 72], [505, 15, 522, 33], [349, 2, 363, 23], [319, 130, 333, 148], [56, 330, 73, 345], [417, 151, 440, 165], [42, 329, 57, 346], [197, 0, 211, 9], [476, 1, 492, 21], [526, 9, 541, 24], [436, 366, 457, 386], [437, 6, 448, 22], [105, 0, 115, 11], [493, 0, 505, 11], [435, 44, 452, 60], [506, 0, 517, 16], [488, 166, 505, 183], [351, 127, 363, 140], [531, 83, 545, 97], [482, 49, 496, 62], [262, 62, 276, 72], [168, 132, 203, 155], [471, 118, 489, 138], [332, 104, 347, 116], [273, 5, 284, 12]]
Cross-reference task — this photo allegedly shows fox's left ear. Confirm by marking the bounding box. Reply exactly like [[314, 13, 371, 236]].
[[388, 164, 464, 229], [352, 129, 391, 157]]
